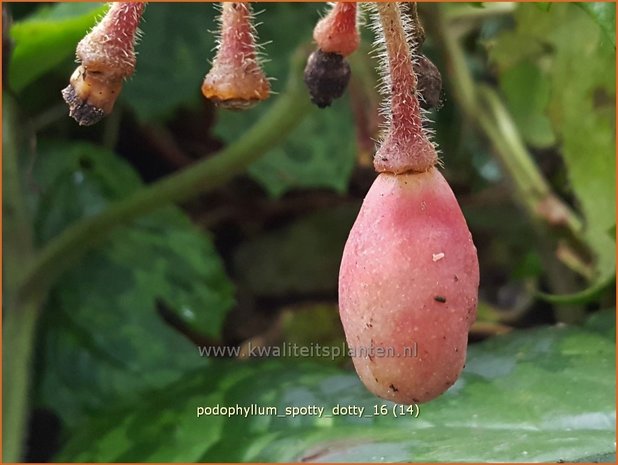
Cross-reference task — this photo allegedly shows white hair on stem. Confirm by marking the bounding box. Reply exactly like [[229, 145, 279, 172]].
[[366, 2, 440, 163]]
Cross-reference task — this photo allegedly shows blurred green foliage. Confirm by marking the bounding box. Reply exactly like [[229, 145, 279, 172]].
[[57, 311, 615, 462], [4, 2, 616, 462], [9, 3, 106, 92], [490, 3, 616, 301]]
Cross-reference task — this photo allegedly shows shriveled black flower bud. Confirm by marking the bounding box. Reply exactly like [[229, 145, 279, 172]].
[[414, 54, 442, 110], [304, 49, 351, 109]]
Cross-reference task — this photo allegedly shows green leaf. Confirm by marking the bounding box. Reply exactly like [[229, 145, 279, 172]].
[[499, 62, 556, 148], [247, 96, 358, 197], [57, 316, 615, 462], [9, 3, 106, 92], [577, 2, 616, 47], [490, 3, 616, 301], [121, 3, 218, 122], [32, 142, 234, 426]]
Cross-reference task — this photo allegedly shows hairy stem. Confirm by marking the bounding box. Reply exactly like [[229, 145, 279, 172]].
[[374, 2, 437, 174]]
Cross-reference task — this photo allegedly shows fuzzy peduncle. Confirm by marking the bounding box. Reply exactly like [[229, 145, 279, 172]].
[[374, 2, 437, 174]]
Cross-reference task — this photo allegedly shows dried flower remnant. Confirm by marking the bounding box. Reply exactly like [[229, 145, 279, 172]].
[[62, 2, 145, 126], [305, 2, 359, 108], [202, 2, 270, 110], [414, 54, 442, 110], [304, 50, 351, 109]]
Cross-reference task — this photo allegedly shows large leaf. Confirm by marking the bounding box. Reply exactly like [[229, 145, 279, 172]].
[[57, 312, 615, 462], [9, 3, 106, 92], [245, 95, 358, 197], [498, 62, 556, 149], [32, 142, 234, 427], [490, 3, 616, 301]]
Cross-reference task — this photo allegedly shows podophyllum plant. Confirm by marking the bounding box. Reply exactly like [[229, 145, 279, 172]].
[[4, 1, 611, 462]]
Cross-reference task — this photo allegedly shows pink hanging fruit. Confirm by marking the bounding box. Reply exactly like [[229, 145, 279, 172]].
[[338, 3, 479, 404]]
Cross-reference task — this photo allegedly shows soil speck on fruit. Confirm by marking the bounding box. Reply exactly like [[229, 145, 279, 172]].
[[389, 383, 399, 392], [434, 295, 447, 303]]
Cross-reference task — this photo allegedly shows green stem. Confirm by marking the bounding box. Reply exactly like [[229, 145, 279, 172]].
[[7, 48, 310, 462], [3, 292, 46, 463], [3, 93, 38, 462], [476, 86, 584, 237]]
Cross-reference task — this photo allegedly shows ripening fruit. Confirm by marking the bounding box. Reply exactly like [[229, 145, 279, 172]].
[[337, 3, 479, 405], [338, 169, 479, 404]]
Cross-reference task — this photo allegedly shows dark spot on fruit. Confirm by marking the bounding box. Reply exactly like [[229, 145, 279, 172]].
[[389, 383, 399, 392], [434, 295, 446, 303], [368, 354, 374, 362], [453, 275, 459, 282]]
